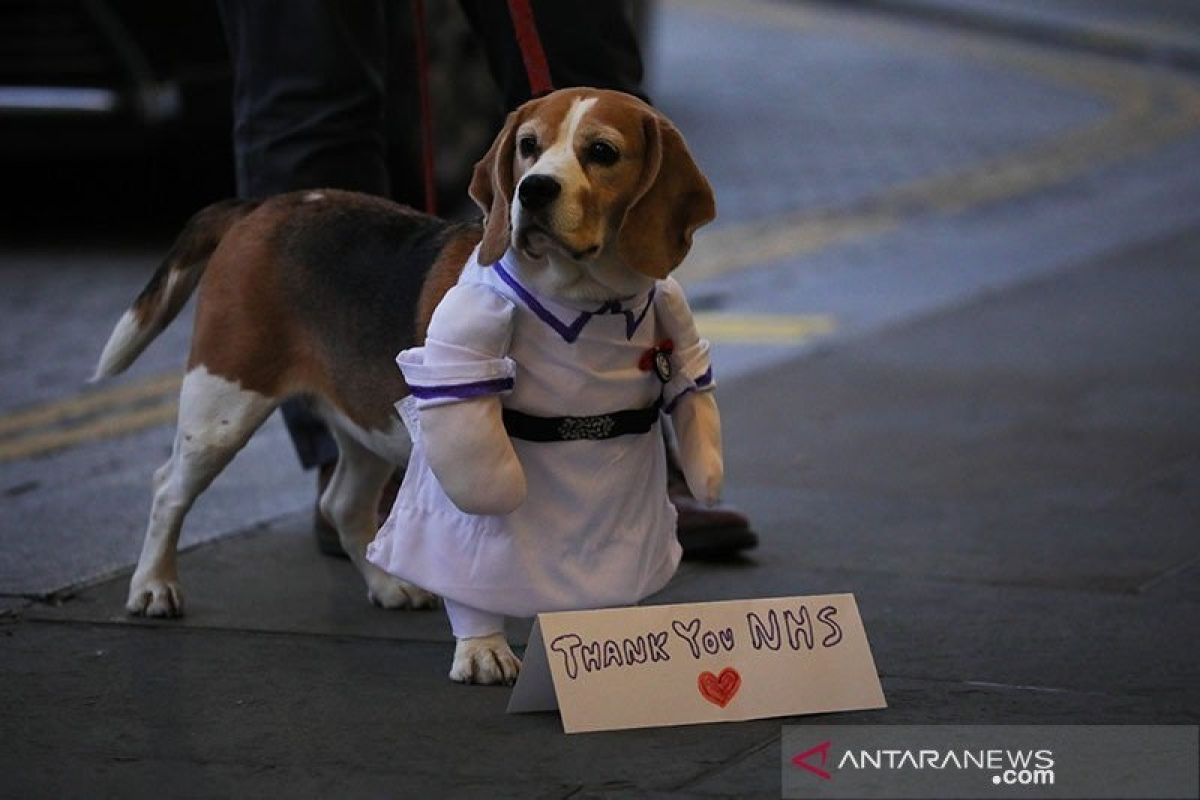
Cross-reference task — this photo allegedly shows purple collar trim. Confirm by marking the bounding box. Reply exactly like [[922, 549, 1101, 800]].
[[493, 257, 654, 343]]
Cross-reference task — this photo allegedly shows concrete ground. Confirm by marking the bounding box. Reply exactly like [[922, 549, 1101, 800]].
[[2, 0, 1199, 797]]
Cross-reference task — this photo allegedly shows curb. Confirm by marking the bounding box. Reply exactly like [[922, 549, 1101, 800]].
[[802, 0, 1200, 73]]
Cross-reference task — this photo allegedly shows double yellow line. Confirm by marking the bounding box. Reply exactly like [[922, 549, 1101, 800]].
[[0, 373, 181, 463]]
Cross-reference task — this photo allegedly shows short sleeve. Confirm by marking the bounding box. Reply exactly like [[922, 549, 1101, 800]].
[[654, 277, 715, 412], [397, 282, 518, 409]]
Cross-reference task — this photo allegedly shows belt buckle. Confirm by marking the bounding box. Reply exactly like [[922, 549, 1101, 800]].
[[557, 414, 615, 440]]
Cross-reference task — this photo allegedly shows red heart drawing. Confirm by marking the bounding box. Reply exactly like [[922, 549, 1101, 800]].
[[697, 667, 742, 708]]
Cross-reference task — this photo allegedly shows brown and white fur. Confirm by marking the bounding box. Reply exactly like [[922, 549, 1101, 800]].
[[93, 88, 717, 684]]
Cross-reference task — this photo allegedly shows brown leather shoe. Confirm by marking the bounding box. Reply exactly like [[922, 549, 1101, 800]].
[[313, 463, 403, 559], [668, 454, 758, 560]]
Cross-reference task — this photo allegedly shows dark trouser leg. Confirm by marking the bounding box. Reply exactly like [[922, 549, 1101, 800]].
[[217, 0, 393, 468], [458, 0, 648, 110]]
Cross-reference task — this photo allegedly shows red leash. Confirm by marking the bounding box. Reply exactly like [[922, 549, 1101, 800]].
[[506, 0, 555, 96], [411, 0, 437, 215], [411, 0, 554, 215]]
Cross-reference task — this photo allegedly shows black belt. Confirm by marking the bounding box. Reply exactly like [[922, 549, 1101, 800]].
[[503, 401, 661, 442]]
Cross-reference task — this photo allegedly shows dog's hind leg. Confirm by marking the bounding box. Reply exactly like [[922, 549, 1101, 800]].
[[322, 425, 437, 610], [126, 366, 277, 616]]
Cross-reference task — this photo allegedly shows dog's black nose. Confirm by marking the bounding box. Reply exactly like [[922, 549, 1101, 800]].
[[518, 174, 561, 210]]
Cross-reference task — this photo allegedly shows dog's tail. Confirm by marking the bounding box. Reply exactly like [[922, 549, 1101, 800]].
[[92, 199, 260, 381]]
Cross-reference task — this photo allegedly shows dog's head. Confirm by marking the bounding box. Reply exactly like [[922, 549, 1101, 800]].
[[469, 88, 715, 301]]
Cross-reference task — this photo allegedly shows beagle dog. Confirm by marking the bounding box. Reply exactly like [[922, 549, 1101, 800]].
[[94, 88, 719, 684]]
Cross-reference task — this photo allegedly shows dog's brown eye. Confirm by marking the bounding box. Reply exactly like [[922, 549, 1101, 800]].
[[518, 135, 539, 159], [587, 141, 619, 166]]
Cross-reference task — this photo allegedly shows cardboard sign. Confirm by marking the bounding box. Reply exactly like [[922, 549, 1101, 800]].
[[508, 594, 886, 733]]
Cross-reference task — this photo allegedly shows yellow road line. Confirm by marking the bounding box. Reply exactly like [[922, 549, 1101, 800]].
[[683, 211, 897, 284], [0, 400, 178, 463], [0, 372, 182, 438], [696, 312, 836, 343]]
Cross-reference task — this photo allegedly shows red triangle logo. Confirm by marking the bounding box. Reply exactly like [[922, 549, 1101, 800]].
[[791, 740, 833, 780]]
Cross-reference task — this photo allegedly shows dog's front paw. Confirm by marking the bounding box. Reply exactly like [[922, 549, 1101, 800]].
[[365, 566, 438, 610], [126, 573, 184, 617], [450, 634, 521, 685]]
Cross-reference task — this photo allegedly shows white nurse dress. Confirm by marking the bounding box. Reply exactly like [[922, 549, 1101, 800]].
[[366, 249, 714, 636]]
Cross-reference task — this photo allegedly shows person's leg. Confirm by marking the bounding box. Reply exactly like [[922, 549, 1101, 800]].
[[458, 0, 647, 109], [218, 0, 392, 200], [218, 0, 392, 473]]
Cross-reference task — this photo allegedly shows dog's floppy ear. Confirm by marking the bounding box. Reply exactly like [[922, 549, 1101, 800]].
[[617, 112, 716, 279], [470, 108, 520, 266]]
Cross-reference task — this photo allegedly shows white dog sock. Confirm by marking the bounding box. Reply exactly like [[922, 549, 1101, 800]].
[[445, 597, 507, 639]]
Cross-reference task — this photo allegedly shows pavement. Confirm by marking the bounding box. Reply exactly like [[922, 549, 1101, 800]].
[[2, 0, 1199, 797]]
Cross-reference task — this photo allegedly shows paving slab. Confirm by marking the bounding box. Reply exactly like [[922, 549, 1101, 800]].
[[23, 514, 533, 644]]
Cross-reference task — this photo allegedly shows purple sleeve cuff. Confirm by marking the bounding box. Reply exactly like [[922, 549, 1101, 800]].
[[397, 342, 517, 408], [407, 377, 515, 401]]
